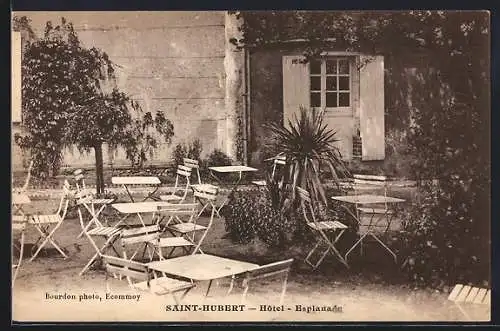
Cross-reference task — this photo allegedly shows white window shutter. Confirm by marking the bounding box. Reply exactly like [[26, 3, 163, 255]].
[[359, 55, 385, 160], [12, 31, 22, 123], [282, 56, 309, 128]]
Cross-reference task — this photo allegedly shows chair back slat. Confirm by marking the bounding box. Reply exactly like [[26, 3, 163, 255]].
[[120, 225, 161, 245], [12, 215, 27, 231], [353, 174, 388, 187], [194, 190, 217, 201], [247, 259, 293, 280], [157, 203, 198, 216], [102, 255, 150, 281], [183, 158, 199, 169]]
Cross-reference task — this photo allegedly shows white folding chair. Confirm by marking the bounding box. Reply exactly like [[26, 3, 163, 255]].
[[297, 187, 349, 269], [448, 284, 491, 320], [77, 196, 126, 276], [235, 259, 293, 306], [353, 174, 395, 231], [252, 154, 286, 187], [29, 180, 72, 261], [159, 199, 215, 256], [191, 184, 221, 218], [184, 158, 202, 185], [345, 174, 399, 263], [73, 170, 116, 239], [120, 224, 162, 262], [102, 255, 194, 305], [12, 215, 28, 288], [159, 165, 192, 203]]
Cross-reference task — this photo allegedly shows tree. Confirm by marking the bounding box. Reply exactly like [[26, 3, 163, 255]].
[[15, 17, 174, 195]]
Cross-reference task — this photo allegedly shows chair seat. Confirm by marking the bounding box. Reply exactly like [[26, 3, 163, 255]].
[[307, 220, 348, 231], [134, 276, 194, 295], [87, 226, 122, 237], [357, 207, 394, 214], [30, 214, 62, 224], [153, 237, 194, 248], [90, 198, 115, 205], [168, 222, 207, 233], [251, 180, 267, 186], [160, 195, 183, 201], [448, 284, 490, 305]]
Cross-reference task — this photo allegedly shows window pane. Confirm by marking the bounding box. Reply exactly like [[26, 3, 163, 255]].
[[326, 76, 337, 91], [339, 92, 350, 107], [326, 92, 337, 107], [310, 76, 321, 91], [339, 76, 350, 90], [310, 60, 321, 74], [339, 60, 349, 74], [310, 92, 321, 107], [326, 59, 337, 74]]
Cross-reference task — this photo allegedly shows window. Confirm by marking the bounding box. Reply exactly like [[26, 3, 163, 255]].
[[309, 57, 351, 110]]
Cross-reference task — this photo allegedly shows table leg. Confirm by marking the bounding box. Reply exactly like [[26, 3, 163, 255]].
[[142, 185, 160, 202], [205, 279, 213, 297], [123, 184, 135, 202], [214, 171, 243, 214]]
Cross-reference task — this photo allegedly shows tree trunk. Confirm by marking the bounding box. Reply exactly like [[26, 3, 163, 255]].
[[94, 143, 104, 196]]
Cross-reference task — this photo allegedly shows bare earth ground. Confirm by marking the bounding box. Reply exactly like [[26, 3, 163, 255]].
[[12, 194, 490, 323]]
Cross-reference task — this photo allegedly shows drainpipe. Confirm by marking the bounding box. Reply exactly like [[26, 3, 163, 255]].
[[242, 48, 250, 165]]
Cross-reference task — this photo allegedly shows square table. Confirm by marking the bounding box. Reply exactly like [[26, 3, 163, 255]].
[[146, 254, 259, 296], [208, 166, 258, 213], [331, 194, 405, 262], [111, 176, 162, 202], [112, 201, 173, 227]]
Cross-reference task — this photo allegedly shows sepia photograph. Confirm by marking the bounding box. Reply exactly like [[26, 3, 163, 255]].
[[11, 10, 491, 323]]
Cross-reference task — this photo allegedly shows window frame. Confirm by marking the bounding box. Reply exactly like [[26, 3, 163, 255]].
[[309, 56, 355, 114]]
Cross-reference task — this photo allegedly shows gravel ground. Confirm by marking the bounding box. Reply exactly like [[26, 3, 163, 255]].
[[12, 195, 490, 323]]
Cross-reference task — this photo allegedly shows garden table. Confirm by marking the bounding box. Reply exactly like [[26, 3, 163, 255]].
[[208, 166, 258, 213], [331, 194, 405, 262], [146, 254, 259, 297], [111, 201, 174, 227], [111, 176, 162, 202]]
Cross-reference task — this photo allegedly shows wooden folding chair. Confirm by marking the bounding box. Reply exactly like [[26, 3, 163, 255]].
[[29, 180, 72, 261], [297, 187, 349, 269], [345, 174, 399, 263], [102, 255, 194, 305], [184, 158, 202, 185], [159, 200, 215, 256], [252, 154, 286, 187], [12, 215, 28, 288], [120, 224, 162, 262], [229, 259, 293, 306], [159, 165, 192, 203], [74, 170, 116, 239], [191, 184, 220, 217], [353, 174, 395, 232], [447, 284, 491, 320], [77, 197, 126, 276]]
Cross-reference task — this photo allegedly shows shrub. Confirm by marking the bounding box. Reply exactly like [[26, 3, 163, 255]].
[[201, 149, 234, 182], [221, 190, 259, 244], [398, 179, 489, 288]]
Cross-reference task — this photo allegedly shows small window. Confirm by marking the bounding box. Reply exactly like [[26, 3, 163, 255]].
[[309, 57, 352, 110]]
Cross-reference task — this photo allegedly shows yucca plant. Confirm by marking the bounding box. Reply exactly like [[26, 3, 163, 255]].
[[264, 106, 351, 207]]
